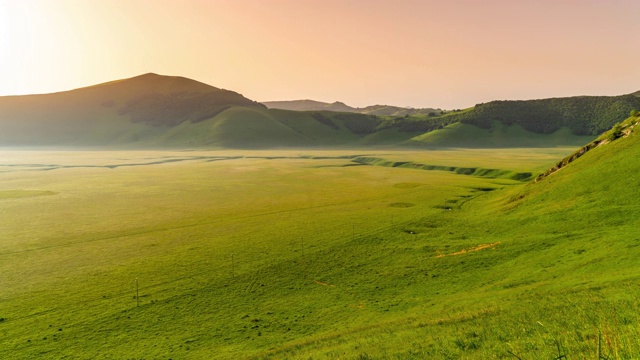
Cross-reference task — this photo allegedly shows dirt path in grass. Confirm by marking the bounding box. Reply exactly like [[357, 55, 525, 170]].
[[313, 280, 336, 287], [436, 242, 500, 258]]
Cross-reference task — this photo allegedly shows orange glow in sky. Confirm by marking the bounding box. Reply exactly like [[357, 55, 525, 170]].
[[1, 0, 639, 109]]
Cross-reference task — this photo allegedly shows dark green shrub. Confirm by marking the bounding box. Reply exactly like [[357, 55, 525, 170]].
[[334, 113, 380, 134], [607, 122, 623, 141], [310, 112, 339, 130]]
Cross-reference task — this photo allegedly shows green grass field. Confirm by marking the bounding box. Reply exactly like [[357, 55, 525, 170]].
[[1, 140, 639, 359]]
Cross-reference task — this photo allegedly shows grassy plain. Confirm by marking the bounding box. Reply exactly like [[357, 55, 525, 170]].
[[0, 145, 639, 359]]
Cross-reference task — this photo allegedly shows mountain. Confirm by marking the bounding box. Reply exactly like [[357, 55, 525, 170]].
[[358, 104, 441, 116], [263, 99, 442, 117], [0, 73, 266, 146], [0, 74, 392, 148], [262, 99, 355, 112]]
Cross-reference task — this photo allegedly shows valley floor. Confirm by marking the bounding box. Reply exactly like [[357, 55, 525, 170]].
[[0, 148, 639, 359]]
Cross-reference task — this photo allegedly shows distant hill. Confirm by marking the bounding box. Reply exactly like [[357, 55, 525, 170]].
[[263, 99, 442, 117], [1, 73, 638, 149], [438, 94, 640, 135], [0, 75, 385, 148], [404, 121, 593, 148], [0, 74, 491, 148], [262, 100, 355, 112], [0, 73, 265, 146]]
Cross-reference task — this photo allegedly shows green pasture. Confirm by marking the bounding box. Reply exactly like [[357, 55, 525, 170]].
[[0, 142, 639, 359]]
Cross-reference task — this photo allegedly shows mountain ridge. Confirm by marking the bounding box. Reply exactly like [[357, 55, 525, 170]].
[[263, 99, 442, 117]]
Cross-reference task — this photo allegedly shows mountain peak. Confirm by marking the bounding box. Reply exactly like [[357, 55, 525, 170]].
[[114, 73, 222, 93], [79, 72, 217, 95], [0, 73, 264, 142]]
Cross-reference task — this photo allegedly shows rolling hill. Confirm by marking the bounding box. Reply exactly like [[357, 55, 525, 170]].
[[263, 99, 442, 116], [439, 93, 640, 135], [405, 121, 594, 148], [0, 73, 638, 149], [261, 99, 355, 112]]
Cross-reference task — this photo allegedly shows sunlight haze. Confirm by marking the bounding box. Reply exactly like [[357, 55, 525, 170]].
[[1, 0, 639, 109]]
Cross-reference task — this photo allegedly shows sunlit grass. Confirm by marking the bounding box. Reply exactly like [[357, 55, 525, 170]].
[[0, 144, 639, 359]]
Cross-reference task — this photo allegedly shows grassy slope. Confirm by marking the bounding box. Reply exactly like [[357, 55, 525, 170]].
[[139, 107, 313, 148], [129, 107, 366, 148], [406, 121, 595, 148], [264, 109, 361, 146], [435, 94, 640, 135], [89, 109, 598, 149], [357, 128, 419, 146], [457, 114, 640, 357]]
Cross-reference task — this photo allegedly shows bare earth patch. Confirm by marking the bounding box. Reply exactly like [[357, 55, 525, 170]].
[[436, 242, 500, 258]]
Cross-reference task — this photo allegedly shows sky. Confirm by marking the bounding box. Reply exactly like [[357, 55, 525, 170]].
[[1, 0, 639, 109]]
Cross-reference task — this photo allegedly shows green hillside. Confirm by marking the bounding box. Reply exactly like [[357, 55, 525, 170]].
[[264, 94, 640, 141], [438, 94, 640, 135], [406, 121, 594, 148]]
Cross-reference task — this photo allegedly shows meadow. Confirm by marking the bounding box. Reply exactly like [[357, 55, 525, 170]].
[[1, 146, 639, 359]]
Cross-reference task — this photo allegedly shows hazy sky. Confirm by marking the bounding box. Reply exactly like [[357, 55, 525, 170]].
[[1, 0, 639, 109]]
